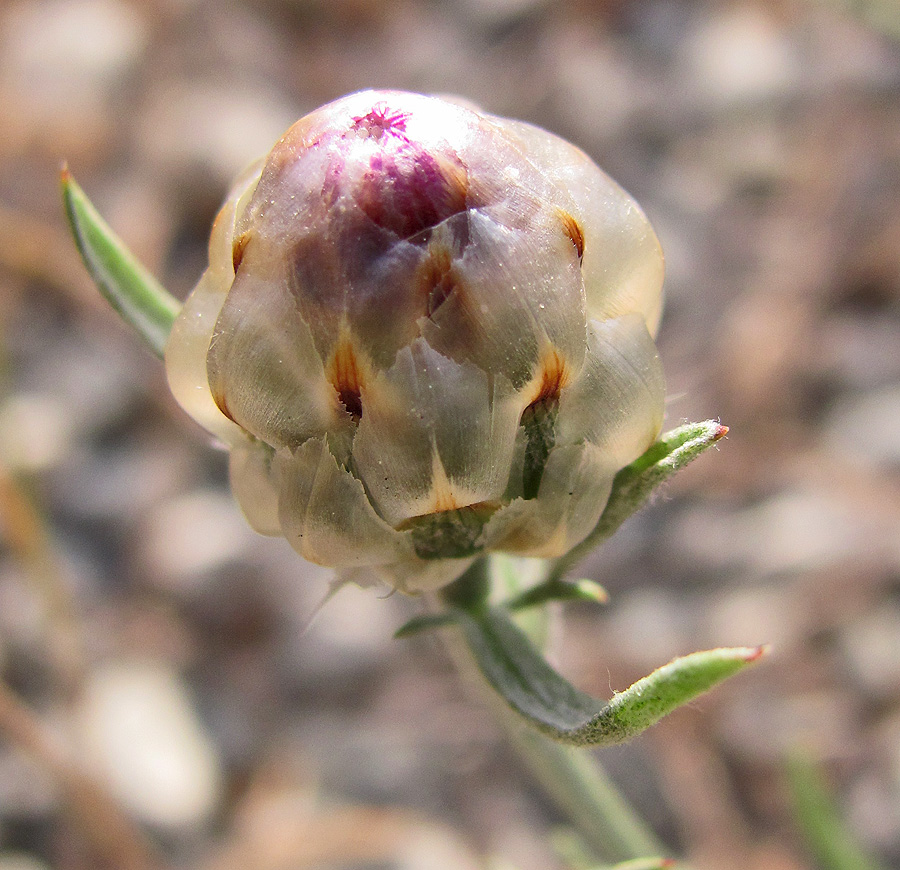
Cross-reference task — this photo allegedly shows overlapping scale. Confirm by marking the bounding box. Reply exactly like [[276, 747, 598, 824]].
[[206, 266, 350, 451], [484, 443, 615, 558], [277, 437, 415, 569], [228, 439, 282, 537], [164, 161, 262, 446], [558, 314, 665, 467], [352, 339, 520, 526], [498, 119, 664, 336], [376, 556, 478, 595], [419, 209, 586, 389]]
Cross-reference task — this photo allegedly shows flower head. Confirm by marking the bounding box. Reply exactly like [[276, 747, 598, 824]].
[[165, 90, 666, 592]]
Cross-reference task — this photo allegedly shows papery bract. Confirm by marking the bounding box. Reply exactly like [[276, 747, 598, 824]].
[[165, 90, 666, 592]]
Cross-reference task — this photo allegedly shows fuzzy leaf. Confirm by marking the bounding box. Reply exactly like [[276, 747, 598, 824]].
[[454, 604, 765, 746], [550, 420, 727, 582], [61, 167, 180, 357]]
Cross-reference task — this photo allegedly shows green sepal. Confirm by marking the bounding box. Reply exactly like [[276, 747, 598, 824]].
[[453, 604, 765, 746], [400, 503, 497, 560], [550, 420, 728, 582], [61, 167, 181, 358], [786, 750, 889, 870], [505, 577, 609, 611]]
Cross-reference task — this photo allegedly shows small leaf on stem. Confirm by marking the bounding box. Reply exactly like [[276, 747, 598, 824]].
[[61, 166, 181, 358], [393, 612, 459, 638], [505, 578, 609, 611], [453, 604, 765, 746], [550, 420, 728, 582]]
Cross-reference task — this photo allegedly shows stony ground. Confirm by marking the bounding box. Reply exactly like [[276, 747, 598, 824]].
[[0, 1, 898, 869]]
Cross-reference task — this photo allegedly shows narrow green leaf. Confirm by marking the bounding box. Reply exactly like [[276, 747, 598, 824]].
[[453, 605, 765, 746], [550, 420, 727, 582], [505, 578, 609, 611], [786, 750, 889, 870], [393, 612, 458, 638], [61, 167, 181, 358]]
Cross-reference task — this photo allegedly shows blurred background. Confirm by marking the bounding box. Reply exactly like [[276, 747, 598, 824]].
[[0, 0, 898, 868]]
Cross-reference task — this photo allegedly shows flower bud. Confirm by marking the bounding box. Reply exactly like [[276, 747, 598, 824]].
[[165, 90, 665, 592]]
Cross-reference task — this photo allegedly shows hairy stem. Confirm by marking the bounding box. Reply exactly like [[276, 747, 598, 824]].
[[435, 565, 666, 864], [509, 725, 665, 864]]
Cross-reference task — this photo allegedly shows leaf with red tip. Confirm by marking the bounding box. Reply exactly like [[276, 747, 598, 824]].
[[551, 420, 728, 582], [452, 603, 766, 746]]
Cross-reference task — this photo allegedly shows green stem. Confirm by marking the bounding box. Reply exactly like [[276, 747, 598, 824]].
[[786, 750, 889, 870], [436, 596, 666, 865], [509, 725, 664, 864], [439, 557, 491, 610]]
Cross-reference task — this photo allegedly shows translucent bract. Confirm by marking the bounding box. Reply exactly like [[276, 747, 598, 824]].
[[165, 90, 666, 592]]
